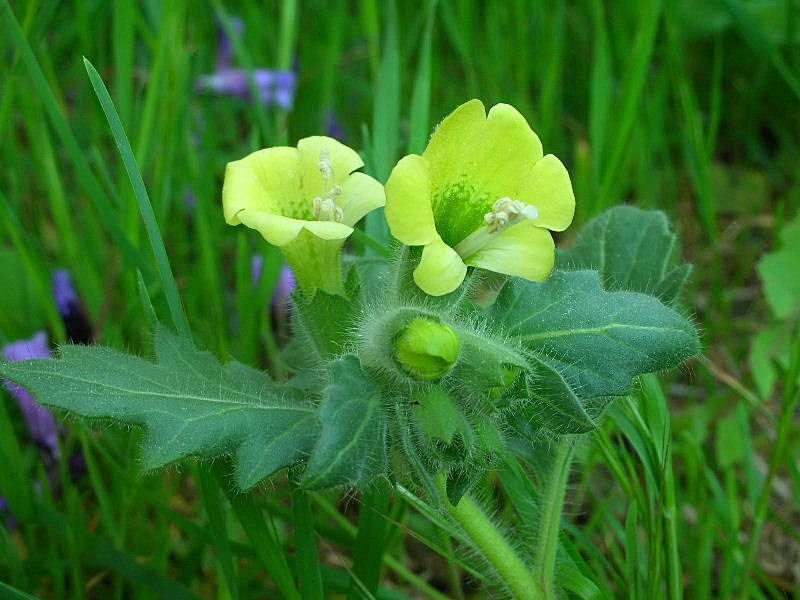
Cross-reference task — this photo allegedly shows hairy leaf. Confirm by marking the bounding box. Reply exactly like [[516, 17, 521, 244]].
[[0, 329, 318, 490], [557, 205, 691, 303], [304, 356, 388, 489], [490, 270, 700, 432]]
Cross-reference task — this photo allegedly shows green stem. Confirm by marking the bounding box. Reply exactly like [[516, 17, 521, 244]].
[[436, 475, 544, 600], [532, 436, 574, 597]]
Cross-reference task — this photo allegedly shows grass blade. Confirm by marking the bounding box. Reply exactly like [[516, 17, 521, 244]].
[[0, 0, 154, 283], [82, 56, 190, 338], [406, 0, 437, 155], [291, 484, 325, 600], [365, 0, 400, 245]]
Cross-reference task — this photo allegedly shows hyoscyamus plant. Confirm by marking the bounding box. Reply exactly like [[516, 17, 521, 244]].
[[0, 93, 699, 600]]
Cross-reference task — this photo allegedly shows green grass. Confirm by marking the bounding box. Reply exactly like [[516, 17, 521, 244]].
[[2, 0, 800, 598]]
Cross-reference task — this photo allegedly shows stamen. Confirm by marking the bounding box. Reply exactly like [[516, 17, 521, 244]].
[[483, 197, 536, 232], [314, 196, 344, 222], [455, 196, 540, 258], [313, 148, 345, 222]]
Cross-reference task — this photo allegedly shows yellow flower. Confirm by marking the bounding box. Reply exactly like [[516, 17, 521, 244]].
[[223, 136, 385, 295], [385, 100, 575, 296]]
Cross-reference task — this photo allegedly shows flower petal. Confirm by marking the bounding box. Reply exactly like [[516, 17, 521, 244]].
[[465, 221, 555, 282], [337, 172, 386, 227], [238, 211, 305, 246], [423, 101, 545, 246], [385, 154, 437, 245], [223, 147, 301, 222], [518, 154, 575, 231], [303, 220, 354, 240], [467, 103, 544, 199], [413, 239, 468, 296], [423, 99, 486, 170], [298, 136, 364, 200]]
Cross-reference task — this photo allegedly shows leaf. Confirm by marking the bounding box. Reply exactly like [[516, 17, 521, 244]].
[[748, 323, 799, 399], [291, 265, 363, 361], [489, 270, 700, 433], [445, 468, 476, 506], [303, 356, 388, 489], [0, 328, 318, 490], [757, 215, 800, 320], [557, 205, 691, 304]]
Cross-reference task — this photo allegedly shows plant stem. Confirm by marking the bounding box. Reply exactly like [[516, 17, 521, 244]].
[[532, 436, 575, 597], [436, 475, 544, 600]]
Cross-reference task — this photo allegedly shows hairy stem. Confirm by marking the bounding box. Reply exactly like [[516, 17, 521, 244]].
[[532, 436, 574, 597], [437, 475, 544, 600]]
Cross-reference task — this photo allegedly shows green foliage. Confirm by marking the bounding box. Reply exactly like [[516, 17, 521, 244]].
[[0, 249, 45, 338], [304, 356, 388, 489], [749, 213, 800, 398], [557, 205, 692, 304], [8, 0, 786, 593], [757, 215, 800, 320], [0, 328, 318, 490], [491, 269, 700, 433]]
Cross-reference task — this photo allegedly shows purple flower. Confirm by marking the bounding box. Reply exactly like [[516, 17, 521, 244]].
[[197, 69, 297, 109], [53, 270, 80, 317], [52, 270, 92, 344], [326, 111, 347, 142], [197, 16, 297, 110], [272, 71, 297, 110], [217, 16, 244, 71], [251, 253, 265, 286], [271, 265, 297, 331], [273, 265, 297, 308], [2, 332, 60, 461]]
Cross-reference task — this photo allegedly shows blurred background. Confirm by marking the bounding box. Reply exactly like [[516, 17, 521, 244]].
[[1, 0, 799, 598]]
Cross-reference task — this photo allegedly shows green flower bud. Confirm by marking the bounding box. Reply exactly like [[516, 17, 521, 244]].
[[395, 319, 460, 380]]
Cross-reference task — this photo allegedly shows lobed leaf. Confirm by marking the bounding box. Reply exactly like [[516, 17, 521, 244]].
[[557, 205, 691, 303], [304, 356, 388, 489], [490, 270, 700, 432], [0, 328, 318, 490]]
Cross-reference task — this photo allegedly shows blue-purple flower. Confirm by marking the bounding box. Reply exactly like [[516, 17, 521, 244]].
[[326, 111, 347, 142], [197, 17, 297, 110], [2, 332, 59, 461], [53, 270, 80, 317], [52, 270, 92, 344], [272, 264, 297, 312], [251, 253, 265, 286]]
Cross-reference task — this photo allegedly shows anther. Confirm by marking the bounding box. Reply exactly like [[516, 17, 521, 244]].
[[314, 196, 344, 222], [483, 197, 538, 232]]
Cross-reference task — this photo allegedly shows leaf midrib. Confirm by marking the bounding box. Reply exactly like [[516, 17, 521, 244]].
[[515, 322, 693, 342], [4, 366, 315, 413]]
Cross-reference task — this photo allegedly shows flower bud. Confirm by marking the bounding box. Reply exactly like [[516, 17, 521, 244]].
[[394, 319, 460, 380]]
